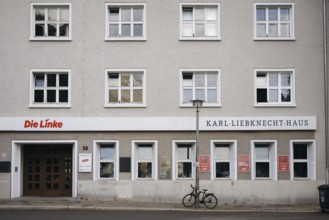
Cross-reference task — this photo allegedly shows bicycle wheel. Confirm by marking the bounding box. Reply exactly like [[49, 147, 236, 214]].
[[182, 194, 196, 207], [203, 194, 218, 209]]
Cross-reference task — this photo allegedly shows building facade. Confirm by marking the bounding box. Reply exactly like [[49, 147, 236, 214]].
[[0, 0, 328, 204]]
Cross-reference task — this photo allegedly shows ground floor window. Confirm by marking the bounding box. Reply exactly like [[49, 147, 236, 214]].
[[132, 141, 158, 180], [93, 141, 119, 181], [290, 140, 316, 180], [172, 141, 196, 180], [251, 140, 277, 180], [211, 140, 237, 180]]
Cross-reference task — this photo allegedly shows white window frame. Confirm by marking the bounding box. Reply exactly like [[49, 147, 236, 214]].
[[290, 140, 316, 180], [30, 3, 72, 41], [93, 140, 119, 181], [29, 69, 71, 108], [104, 69, 146, 107], [254, 3, 295, 40], [172, 140, 196, 180], [180, 69, 221, 107], [254, 69, 295, 107], [210, 140, 237, 180], [105, 3, 146, 41], [131, 140, 158, 181], [179, 3, 221, 40], [251, 140, 277, 180]]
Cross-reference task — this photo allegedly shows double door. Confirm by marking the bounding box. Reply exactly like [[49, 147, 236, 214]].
[[23, 144, 72, 196]]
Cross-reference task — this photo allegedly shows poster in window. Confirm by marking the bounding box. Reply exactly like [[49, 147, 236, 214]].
[[159, 156, 171, 179], [278, 155, 290, 172], [238, 155, 250, 172], [79, 153, 92, 172], [199, 155, 210, 173]]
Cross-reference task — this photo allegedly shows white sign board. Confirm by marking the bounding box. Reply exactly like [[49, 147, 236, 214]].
[[79, 154, 92, 172]]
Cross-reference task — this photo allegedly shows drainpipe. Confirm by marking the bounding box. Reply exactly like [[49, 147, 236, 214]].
[[323, 0, 329, 184]]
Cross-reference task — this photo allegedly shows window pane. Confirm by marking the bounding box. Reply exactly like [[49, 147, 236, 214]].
[[256, 24, 266, 37], [255, 145, 269, 159], [47, 74, 56, 87], [196, 89, 205, 100], [121, 8, 131, 22], [269, 73, 278, 87], [59, 74, 68, 86], [35, 74, 45, 87], [121, 74, 130, 86], [256, 73, 267, 87], [133, 24, 143, 36], [133, 7, 143, 21], [109, 73, 119, 86], [47, 90, 56, 102], [133, 89, 143, 103], [100, 145, 115, 160], [138, 162, 152, 178], [138, 146, 153, 160], [257, 88, 267, 103], [48, 24, 57, 36], [100, 162, 114, 178], [293, 144, 307, 159], [122, 24, 131, 36], [59, 90, 68, 102], [195, 74, 205, 87], [281, 73, 291, 86], [35, 7, 45, 21], [281, 89, 291, 102], [294, 162, 307, 178], [256, 162, 270, 177], [178, 145, 191, 160], [59, 24, 69, 36], [109, 24, 119, 37], [216, 162, 230, 178], [133, 73, 143, 87], [109, 8, 119, 22], [34, 90, 44, 102], [109, 89, 118, 102], [269, 8, 278, 21], [195, 7, 205, 21], [48, 7, 57, 21], [215, 145, 230, 160], [207, 89, 217, 102], [280, 8, 290, 21], [207, 73, 217, 87], [269, 89, 278, 102], [269, 24, 278, 36], [183, 89, 193, 103], [183, 8, 193, 20], [183, 23, 193, 36], [195, 24, 205, 36], [280, 24, 290, 37], [256, 8, 266, 21], [182, 73, 193, 86], [35, 24, 45, 36], [178, 162, 192, 178], [206, 7, 217, 21], [206, 23, 217, 36], [60, 7, 69, 21], [121, 89, 130, 102]]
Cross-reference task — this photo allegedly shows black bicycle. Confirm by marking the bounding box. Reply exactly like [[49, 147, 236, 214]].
[[182, 184, 218, 209]]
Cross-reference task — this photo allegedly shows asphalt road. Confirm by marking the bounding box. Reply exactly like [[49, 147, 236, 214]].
[[0, 211, 328, 220]]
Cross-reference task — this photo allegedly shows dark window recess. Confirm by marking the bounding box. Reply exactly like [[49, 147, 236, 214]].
[[0, 161, 11, 173], [119, 157, 131, 172], [257, 89, 267, 103]]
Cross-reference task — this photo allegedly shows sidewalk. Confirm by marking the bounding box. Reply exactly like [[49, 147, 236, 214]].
[[0, 197, 321, 212]]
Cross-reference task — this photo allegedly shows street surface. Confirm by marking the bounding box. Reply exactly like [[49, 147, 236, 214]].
[[0, 211, 328, 220]]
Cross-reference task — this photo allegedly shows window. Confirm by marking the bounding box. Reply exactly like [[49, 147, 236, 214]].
[[30, 69, 70, 108], [30, 3, 72, 40], [105, 3, 146, 40], [211, 141, 237, 180], [290, 140, 316, 180], [93, 141, 119, 181], [132, 141, 158, 180], [254, 3, 295, 40], [255, 70, 295, 107], [180, 70, 220, 107], [180, 3, 220, 40], [251, 141, 277, 180], [105, 69, 146, 107], [172, 141, 195, 180]]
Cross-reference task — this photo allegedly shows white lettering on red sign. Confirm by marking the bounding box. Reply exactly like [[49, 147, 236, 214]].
[[24, 119, 63, 129]]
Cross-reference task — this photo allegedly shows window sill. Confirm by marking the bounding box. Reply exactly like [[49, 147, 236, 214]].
[[29, 104, 71, 108], [30, 37, 72, 41], [255, 103, 296, 108], [105, 37, 146, 41], [104, 103, 146, 108], [179, 37, 221, 41], [180, 103, 222, 108], [254, 37, 296, 41]]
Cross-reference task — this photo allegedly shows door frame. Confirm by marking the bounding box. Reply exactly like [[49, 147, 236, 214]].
[[11, 140, 78, 198]]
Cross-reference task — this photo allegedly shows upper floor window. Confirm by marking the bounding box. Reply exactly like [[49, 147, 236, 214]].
[[30, 3, 72, 40], [105, 69, 146, 107], [180, 3, 220, 40], [255, 69, 295, 107], [29, 69, 71, 108], [254, 3, 295, 40], [180, 70, 221, 107], [105, 3, 146, 41]]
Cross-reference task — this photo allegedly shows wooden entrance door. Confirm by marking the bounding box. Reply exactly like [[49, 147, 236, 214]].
[[23, 144, 72, 196]]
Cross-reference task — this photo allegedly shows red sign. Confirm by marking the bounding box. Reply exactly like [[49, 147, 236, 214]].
[[199, 155, 210, 172], [24, 119, 63, 128], [238, 155, 250, 172], [278, 156, 290, 172]]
